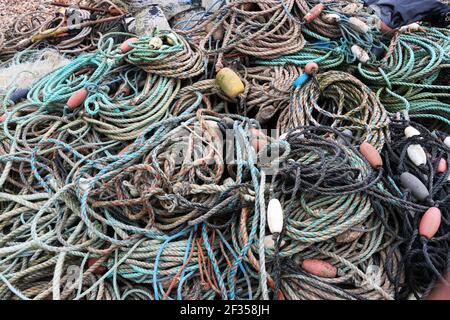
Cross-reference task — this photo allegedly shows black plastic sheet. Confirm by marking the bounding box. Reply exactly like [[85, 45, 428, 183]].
[[364, 0, 450, 28]]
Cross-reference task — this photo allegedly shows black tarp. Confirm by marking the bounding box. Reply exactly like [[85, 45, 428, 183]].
[[364, 0, 450, 28]]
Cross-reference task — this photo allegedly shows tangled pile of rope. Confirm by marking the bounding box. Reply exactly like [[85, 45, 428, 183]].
[[0, 0, 448, 300], [0, 1, 128, 62]]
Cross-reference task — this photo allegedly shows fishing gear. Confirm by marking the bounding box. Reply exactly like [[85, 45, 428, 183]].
[[0, 0, 448, 301]]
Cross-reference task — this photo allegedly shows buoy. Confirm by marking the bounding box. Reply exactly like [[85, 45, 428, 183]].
[[399, 23, 424, 33], [404, 126, 426, 166], [322, 13, 340, 23], [120, 37, 138, 53], [359, 142, 383, 169], [419, 207, 441, 239], [302, 259, 337, 278], [400, 172, 429, 201], [87, 258, 107, 275], [404, 126, 421, 138], [149, 37, 163, 49], [10, 88, 30, 104], [293, 73, 309, 88], [303, 4, 325, 23], [336, 129, 353, 145], [263, 235, 286, 250], [348, 17, 369, 33], [250, 128, 268, 152], [351, 45, 370, 63], [407, 144, 427, 166], [67, 88, 88, 110], [305, 62, 319, 75], [216, 68, 245, 99], [444, 137, 450, 148], [164, 33, 178, 46], [79, 178, 89, 194], [437, 158, 447, 174], [267, 199, 283, 234]]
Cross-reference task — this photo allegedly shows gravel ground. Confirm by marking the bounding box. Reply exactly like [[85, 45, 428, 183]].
[[0, 0, 94, 36]]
